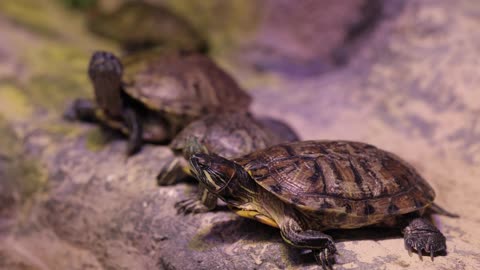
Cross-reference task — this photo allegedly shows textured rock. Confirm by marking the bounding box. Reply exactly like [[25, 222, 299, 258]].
[[0, 0, 480, 269]]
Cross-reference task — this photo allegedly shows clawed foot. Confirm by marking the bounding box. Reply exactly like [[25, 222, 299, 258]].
[[175, 197, 209, 214], [313, 243, 337, 270], [404, 218, 446, 261]]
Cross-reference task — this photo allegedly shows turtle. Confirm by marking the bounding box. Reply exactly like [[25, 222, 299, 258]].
[[188, 140, 457, 268], [87, 1, 208, 53], [66, 49, 251, 155], [256, 116, 301, 143], [156, 112, 299, 213]]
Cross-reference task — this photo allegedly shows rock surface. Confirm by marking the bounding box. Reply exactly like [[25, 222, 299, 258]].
[[0, 0, 480, 269]]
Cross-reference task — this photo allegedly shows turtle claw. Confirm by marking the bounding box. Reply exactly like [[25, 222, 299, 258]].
[[403, 218, 446, 261], [417, 248, 423, 261], [406, 245, 413, 257], [314, 246, 336, 270], [175, 197, 209, 215]]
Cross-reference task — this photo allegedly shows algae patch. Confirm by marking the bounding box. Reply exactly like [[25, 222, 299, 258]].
[[0, 84, 33, 122], [0, 0, 59, 37], [188, 224, 217, 251], [0, 118, 46, 213], [21, 44, 92, 112], [85, 128, 108, 152], [27, 74, 88, 112]]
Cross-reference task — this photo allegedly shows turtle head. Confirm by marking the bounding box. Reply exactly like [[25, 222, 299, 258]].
[[88, 51, 124, 118], [183, 137, 209, 159], [189, 153, 239, 195]]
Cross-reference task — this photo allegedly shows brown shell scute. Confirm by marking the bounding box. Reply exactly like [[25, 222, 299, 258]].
[[122, 53, 251, 115], [237, 140, 435, 217]]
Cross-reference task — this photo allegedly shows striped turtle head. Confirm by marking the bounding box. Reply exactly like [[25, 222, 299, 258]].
[[189, 153, 239, 194]]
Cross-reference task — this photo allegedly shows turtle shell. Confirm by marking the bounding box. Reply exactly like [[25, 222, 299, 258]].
[[121, 51, 251, 117], [237, 140, 435, 221], [87, 1, 207, 53], [170, 113, 295, 159]]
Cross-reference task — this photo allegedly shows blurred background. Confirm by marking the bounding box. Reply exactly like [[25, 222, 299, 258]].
[[0, 0, 479, 269]]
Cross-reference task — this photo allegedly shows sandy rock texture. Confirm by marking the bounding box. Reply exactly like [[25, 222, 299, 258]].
[[0, 0, 479, 269]]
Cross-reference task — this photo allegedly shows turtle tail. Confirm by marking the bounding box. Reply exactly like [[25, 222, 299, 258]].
[[428, 203, 459, 218]]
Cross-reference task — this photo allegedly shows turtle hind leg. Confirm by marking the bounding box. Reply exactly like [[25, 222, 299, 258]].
[[88, 51, 124, 118], [175, 185, 217, 214], [64, 98, 98, 122], [280, 218, 336, 270], [403, 218, 446, 261], [123, 107, 143, 156]]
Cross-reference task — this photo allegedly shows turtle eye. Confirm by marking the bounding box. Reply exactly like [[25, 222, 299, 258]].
[[190, 153, 210, 168], [189, 153, 235, 194], [198, 162, 210, 170]]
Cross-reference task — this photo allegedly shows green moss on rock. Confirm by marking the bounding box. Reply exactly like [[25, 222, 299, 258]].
[[0, 84, 33, 122], [85, 128, 108, 151], [0, 118, 45, 212], [188, 224, 216, 251], [0, 0, 60, 37]]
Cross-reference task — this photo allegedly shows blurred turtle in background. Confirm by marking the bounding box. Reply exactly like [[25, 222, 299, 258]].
[[62, 0, 97, 10], [156, 112, 299, 213], [65, 50, 251, 155], [86, 1, 208, 53]]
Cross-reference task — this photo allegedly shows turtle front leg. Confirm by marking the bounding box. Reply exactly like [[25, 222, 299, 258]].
[[174, 138, 218, 214], [280, 218, 336, 270], [157, 157, 188, 186], [64, 98, 99, 122], [123, 107, 143, 155], [158, 157, 217, 213], [175, 185, 217, 214], [403, 218, 446, 261]]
